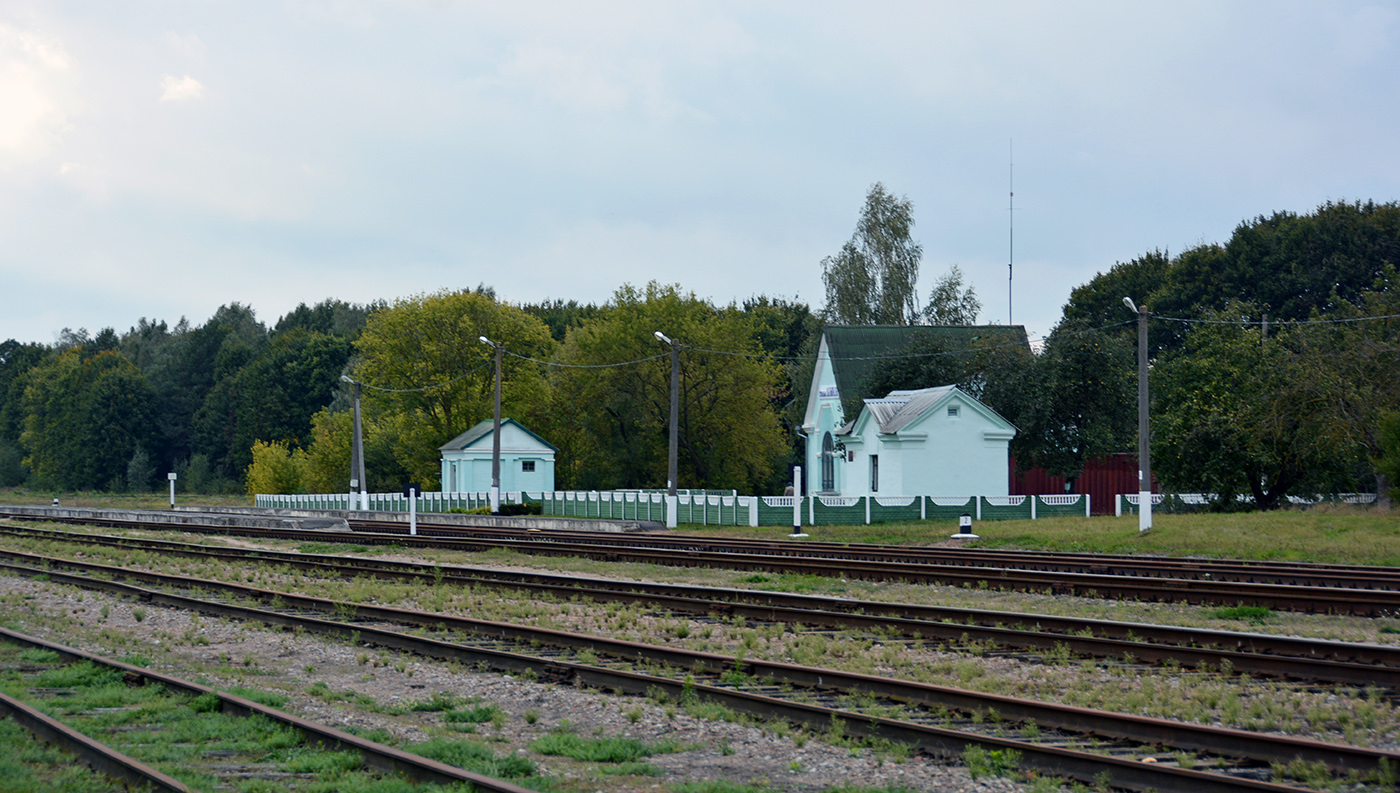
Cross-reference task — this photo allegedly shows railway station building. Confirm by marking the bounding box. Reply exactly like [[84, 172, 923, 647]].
[[438, 418, 557, 494], [800, 325, 1026, 498]]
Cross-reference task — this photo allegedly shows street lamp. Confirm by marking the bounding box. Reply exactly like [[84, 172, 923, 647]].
[[654, 331, 680, 529], [1123, 297, 1152, 532], [478, 336, 504, 515], [340, 375, 367, 511]]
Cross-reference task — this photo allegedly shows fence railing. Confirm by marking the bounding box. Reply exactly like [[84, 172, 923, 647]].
[[255, 490, 1095, 527], [1117, 492, 1379, 515]]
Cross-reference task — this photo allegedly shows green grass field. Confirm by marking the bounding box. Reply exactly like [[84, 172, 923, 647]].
[[676, 506, 1400, 566], [0, 487, 252, 511]]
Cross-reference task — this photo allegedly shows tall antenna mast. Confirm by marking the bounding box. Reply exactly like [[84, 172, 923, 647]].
[[1008, 139, 1014, 326]]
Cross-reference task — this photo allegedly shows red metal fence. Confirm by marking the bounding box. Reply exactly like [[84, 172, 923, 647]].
[[1011, 453, 1148, 515]]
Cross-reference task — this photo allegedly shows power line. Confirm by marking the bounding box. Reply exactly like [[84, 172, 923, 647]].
[[1156, 313, 1400, 327], [347, 310, 1400, 389]]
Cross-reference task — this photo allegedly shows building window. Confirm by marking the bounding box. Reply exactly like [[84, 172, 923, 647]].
[[870, 454, 879, 493], [948, 405, 960, 418], [821, 433, 835, 491], [521, 460, 536, 473]]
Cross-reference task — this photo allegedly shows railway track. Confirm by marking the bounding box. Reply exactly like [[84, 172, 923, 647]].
[[0, 549, 1385, 793], [2, 524, 1398, 688], [3, 507, 1395, 614], [0, 627, 536, 792]]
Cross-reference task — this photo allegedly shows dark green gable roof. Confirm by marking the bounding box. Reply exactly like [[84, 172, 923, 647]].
[[823, 324, 1030, 401], [438, 417, 558, 453]]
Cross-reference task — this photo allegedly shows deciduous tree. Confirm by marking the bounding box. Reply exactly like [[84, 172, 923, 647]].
[[350, 290, 556, 487], [547, 283, 788, 493], [822, 183, 923, 325]]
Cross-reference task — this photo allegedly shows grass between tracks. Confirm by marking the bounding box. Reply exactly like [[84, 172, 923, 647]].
[[677, 506, 1400, 566]]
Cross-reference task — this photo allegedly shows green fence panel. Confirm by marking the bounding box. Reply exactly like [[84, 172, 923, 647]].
[[980, 496, 1032, 521], [757, 497, 796, 526], [1035, 495, 1087, 518], [870, 497, 921, 523], [811, 497, 865, 526], [925, 497, 975, 521], [719, 496, 738, 525]]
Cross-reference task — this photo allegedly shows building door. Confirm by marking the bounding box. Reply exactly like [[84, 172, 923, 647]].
[[821, 433, 835, 492]]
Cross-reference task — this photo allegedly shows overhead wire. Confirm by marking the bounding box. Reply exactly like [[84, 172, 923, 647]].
[[343, 310, 1399, 389]]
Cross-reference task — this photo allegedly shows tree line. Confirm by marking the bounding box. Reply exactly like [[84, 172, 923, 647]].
[[1, 193, 1397, 508]]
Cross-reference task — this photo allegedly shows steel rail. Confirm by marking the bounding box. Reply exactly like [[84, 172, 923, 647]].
[[0, 626, 538, 793], [0, 688, 192, 792], [5, 511, 1398, 614], [0, 552, 1390, 787], [345, 519, 1400, 589], [3, 526, 1397, 686], [12, 506, 1400, 588]]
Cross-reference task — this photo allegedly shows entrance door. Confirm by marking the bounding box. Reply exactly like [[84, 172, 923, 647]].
[[821, 433, 835, 492]]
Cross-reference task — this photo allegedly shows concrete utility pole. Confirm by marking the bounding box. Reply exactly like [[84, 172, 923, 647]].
[[340, 376, 368, 511], [478, 337, 504, 515], [654, 331, 680, 529], [1123, 297, 1152, 532]]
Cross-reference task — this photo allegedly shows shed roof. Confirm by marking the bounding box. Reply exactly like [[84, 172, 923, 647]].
[[822, 324, 1029, 401], [438, 418, 558, 453]]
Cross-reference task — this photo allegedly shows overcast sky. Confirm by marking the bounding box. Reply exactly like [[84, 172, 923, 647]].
[[3, 1, 1398, 346]]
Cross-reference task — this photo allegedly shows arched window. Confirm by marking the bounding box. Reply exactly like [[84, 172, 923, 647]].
[[821, 433, 835, 492]]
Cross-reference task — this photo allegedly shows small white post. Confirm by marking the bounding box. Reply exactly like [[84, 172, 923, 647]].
[[167, 472, 177, 509], [665, 485, 678, 529], [350, 479, 358, 512], [1139, 486, 1153, 532], [791, 467, 807, 538], [409, 487, 417, 536]]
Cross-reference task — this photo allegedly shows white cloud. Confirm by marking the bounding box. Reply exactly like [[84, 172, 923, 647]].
[[0, 23, 76, 163], [160, 73, 203, 101]]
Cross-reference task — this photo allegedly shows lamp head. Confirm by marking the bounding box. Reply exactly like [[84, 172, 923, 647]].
[[654, 331, 672, 345], [479, 336, 493, 347], [1122, 297, 1138, 313], [340, 375, 353, 384]]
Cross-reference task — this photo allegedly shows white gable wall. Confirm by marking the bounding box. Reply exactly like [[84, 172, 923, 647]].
[[440, 421, 556, 493], [841, 391, 1012, 498], [801, 335, 848, 494]]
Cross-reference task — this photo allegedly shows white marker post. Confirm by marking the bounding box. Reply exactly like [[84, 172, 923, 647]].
[[167, 472, 177, 510], [790, 467, 808, 538], [408, 486, 418, 536], [953, 512, 979, 540]]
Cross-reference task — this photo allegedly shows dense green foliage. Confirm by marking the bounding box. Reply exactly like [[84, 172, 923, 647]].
[[1061, 201, 1400, 505], [0, 300, 370, 493], [547, 282, 790, 492]]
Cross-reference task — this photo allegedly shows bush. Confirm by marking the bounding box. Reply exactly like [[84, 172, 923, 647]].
[[245, 440, 309, 495]]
